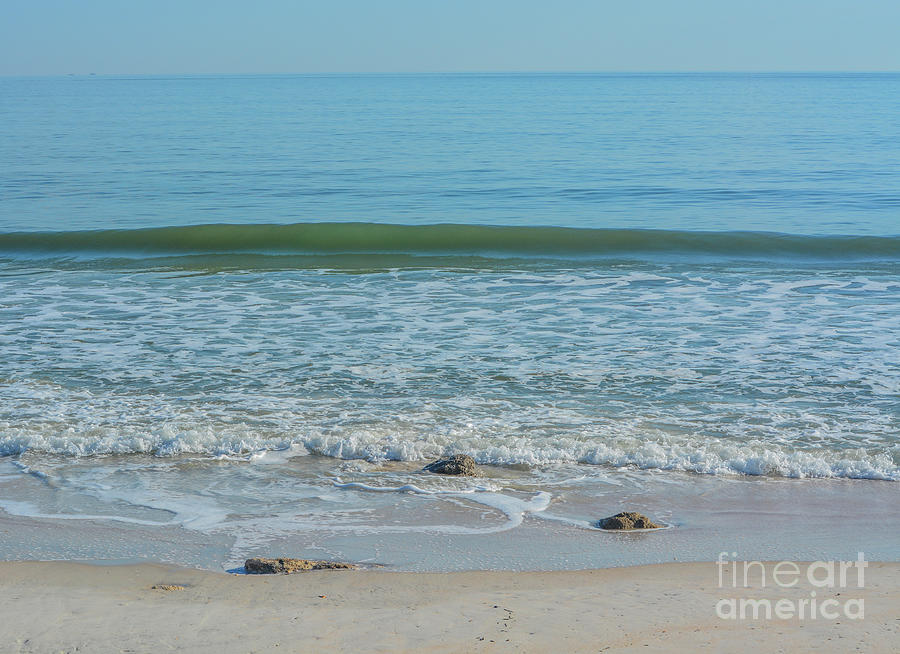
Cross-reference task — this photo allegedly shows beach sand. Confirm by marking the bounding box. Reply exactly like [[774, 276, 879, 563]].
[[1, 560, 897, 653]]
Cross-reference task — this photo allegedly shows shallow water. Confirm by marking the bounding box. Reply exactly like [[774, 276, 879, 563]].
[[2, 454, 897, 571]]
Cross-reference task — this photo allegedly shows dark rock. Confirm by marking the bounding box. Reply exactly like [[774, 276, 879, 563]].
[[597, 512, 662, 530], [423, 454, 477, 476], [244, 557, 356, 574]]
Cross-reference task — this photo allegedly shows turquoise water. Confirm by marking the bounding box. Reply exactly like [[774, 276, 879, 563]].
[[2, 73, 899, 234], [0, 74, 898, 568]]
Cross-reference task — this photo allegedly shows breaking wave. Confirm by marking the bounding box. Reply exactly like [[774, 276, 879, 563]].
[[2, 222, 899, 263]]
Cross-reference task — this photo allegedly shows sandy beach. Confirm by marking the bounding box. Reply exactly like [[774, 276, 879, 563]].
[[1, 560, 897, 653]]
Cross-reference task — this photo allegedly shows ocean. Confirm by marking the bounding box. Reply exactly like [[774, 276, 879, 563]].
[[0, 73, 898, 570]]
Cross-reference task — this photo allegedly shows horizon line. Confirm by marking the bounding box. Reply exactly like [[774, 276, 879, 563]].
[[2, 70, 900, 78]]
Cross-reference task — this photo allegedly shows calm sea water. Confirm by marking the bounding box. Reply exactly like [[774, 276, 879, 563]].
[[0, 74, 898, 568], [3, 73, 900, 234]]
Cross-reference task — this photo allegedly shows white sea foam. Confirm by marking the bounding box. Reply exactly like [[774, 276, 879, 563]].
[[331, 480, 552, 521], [462, 490, 552, 527], [2, 423, 897, 480], [0, 499, 172, 527], [1, 262, 897, 482], [331, 479, 504, 495]]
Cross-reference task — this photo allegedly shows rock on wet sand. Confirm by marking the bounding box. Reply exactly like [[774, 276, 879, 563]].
[[244, 558, 357, 574], [597, 512, 662, 530]]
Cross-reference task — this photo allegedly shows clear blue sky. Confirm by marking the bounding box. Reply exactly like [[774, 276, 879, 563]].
[[2, 0, 899, 75]]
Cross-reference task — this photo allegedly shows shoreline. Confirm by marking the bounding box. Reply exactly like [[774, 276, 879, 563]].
[[3, 464, 898, 572], [2, 559, 897, 653]]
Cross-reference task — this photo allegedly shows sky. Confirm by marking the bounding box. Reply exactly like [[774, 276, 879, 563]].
[[2, 0, 900, 75]]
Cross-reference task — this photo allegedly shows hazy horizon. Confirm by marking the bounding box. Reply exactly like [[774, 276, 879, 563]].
[[4, 70, 900, 78], [3, 0, 900, 76]]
